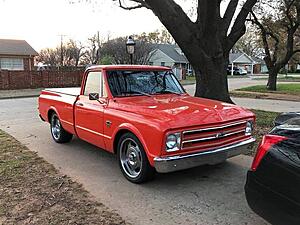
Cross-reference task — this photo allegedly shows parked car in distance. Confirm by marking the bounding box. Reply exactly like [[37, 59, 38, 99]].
[[39, 65, 256, 183], [245, 112, 300, 225], [227, 66, 248, 75]]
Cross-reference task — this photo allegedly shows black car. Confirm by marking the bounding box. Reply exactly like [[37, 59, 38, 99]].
[[245, 112, 300, 225]]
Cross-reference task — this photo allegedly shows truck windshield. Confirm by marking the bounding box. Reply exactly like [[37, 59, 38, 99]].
[[106, 70, 185, 97]]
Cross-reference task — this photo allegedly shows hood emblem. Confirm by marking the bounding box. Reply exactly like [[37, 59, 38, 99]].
[[215, 132, 225, 138]]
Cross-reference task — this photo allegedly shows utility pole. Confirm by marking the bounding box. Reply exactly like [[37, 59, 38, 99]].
[[58, 34, 67, 67], [96, 31, 101, 64]]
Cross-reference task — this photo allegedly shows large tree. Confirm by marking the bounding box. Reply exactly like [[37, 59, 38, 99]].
[[250, 0, 300, 90], [113, 0, 257, 103]]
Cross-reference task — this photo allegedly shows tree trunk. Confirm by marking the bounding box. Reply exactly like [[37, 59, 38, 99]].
[[267, 68, 279, 91], [193, 55, 232, 103]]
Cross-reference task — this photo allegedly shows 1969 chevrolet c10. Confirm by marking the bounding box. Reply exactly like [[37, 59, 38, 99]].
[[39, 65, 256, 183]]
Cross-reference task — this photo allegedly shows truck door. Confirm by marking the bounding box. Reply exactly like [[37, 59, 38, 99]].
[[74, 71, 107, 149]]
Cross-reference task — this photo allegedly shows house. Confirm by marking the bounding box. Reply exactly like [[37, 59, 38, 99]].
[[251, 57, 268, 74], [229, 52, 257, 75], [149, 44, 192, 80], [0, 39, 38, 71]]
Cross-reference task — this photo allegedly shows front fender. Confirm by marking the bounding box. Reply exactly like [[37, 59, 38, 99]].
[[111, 123, 162, 166]]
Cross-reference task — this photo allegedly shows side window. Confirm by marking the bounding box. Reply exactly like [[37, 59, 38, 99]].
[[84, 72, 102, 96]]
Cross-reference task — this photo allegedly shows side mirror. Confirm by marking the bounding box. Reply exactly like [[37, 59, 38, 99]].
[[89, 93, 99, 101], [274, 112, 300, 126]]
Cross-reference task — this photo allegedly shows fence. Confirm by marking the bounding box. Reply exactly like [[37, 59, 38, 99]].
[[0, 70, 84, 90]]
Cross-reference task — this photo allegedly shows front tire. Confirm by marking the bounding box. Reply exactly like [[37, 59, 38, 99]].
[[50, 113, 73, 143], [117, 133, 155, 183]]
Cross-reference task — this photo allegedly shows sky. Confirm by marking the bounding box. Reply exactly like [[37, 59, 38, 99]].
[[0, 0, 230, 51], [0, 0, 164, 51]]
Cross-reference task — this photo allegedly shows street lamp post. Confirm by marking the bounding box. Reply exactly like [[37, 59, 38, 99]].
[[126, 36, 136, 65]]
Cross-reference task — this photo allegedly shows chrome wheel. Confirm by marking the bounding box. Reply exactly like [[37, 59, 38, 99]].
[[51, 115, 61, 141], [119, 138, 142, 179]]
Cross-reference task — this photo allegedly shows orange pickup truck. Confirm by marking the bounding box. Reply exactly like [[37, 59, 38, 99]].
[[39, 65, 255, 183]]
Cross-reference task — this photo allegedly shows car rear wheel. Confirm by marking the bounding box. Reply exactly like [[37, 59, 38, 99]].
[[117, 133, 155, 183], [50, 113, 73, 143]]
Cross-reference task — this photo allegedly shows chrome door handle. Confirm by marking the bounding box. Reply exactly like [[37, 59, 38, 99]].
[[76, 102, 84, 106]]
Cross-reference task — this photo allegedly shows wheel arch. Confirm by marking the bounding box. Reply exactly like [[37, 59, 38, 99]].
[[112, 124, 150, 157], [47, 107, 59, 123]]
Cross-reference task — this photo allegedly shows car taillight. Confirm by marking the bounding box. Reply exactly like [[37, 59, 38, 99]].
[[251, 135, 287, 171]]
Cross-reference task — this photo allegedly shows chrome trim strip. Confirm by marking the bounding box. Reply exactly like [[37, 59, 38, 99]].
[[182, 129, 245, 144], [155, 138, 255, 162], [76, 125, 111, 139], [154, 138, 256, 173], [183, 121, 247, 135], [60, 119, 74, 126]]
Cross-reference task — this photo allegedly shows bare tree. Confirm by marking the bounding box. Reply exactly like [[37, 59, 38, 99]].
[[36, 48, 60, 66], [84, 34, 102, 64], [233, 26, 264, 58], [112, 0, 258, 103], [250, 0, 300, 90], [37, 40, 86, 68], [100, 36, 154, 64], [137, 28, 175, 44], [64, 39, 86, 67]]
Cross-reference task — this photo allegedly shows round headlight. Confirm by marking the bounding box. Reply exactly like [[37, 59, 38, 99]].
[[245, 121, 253, 136], [166, 134, 177, 149]]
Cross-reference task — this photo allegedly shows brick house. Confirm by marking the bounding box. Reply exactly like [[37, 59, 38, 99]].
[[0, 39, 38, 71]]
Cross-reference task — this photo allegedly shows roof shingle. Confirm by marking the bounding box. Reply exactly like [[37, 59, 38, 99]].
[[0, 39, 38, 56], [154, 44, 188, 63]]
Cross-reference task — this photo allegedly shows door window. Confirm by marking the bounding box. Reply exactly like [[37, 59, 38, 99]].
[[84, 71, 102, 96]]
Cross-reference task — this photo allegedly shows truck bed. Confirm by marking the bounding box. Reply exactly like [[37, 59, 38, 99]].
[[39, 87, 80, 135], [45, 87, 81, 96]]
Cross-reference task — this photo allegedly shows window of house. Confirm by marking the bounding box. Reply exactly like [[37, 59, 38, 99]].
[[161, 62, 165, 66], [0, 58, 24, 70], [84, 71, 102, 96]]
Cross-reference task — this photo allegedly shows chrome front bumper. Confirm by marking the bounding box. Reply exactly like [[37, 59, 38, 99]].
[[154, 138, 256, 173]]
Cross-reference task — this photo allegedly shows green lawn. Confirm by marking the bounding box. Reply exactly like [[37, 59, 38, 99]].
[[237, 83, 300, 95], [249, 110, 280, 156]]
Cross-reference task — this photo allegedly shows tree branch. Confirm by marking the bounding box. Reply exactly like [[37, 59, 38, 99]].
[[249, 11, 274, 68], [115, 0, 151, 10], [225, 0, 257, 52], [222, 0, 239, 34]]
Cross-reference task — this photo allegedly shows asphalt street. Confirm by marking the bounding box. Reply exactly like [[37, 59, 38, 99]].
[[0, 97, 268, 225]]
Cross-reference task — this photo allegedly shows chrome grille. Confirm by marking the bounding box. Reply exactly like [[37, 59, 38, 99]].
[[182, 121, 248, 151]]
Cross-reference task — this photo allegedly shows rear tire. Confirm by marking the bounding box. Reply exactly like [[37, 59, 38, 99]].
[[117, 133, 155, 183], [50, 113, 73, 143]]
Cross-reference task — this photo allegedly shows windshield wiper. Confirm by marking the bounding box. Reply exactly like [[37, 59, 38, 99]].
[[155, 89, 181, 95], [124, 90, 152, 97]]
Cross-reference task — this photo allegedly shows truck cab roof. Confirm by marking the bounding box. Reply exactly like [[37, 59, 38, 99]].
[[86, 65, 171, 72]]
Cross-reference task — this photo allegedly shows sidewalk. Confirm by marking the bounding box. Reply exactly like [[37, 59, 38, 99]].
[[0, 88, 42, 99], [232, 97, 300, 113]]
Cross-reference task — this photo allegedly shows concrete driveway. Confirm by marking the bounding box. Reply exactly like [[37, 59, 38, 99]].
[[0, 97, 268, 225]]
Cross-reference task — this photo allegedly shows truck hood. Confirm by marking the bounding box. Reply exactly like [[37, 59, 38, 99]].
[[112, 94, 254, 129]]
